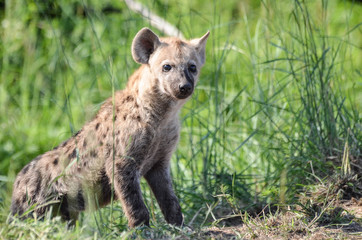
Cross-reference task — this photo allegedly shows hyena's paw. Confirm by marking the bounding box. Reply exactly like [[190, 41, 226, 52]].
[[128, 208, 150, 228]]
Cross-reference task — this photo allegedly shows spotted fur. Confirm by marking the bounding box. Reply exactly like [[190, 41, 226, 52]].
[[11, 28, 209, 227]]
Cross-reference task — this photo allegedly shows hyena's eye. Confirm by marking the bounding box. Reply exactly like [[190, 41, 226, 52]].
[[163, 64, 172, 72], [189, 64, 197, 73]]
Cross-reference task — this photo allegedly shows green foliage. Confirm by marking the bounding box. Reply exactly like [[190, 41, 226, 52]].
[[0, 0, 361, 238]]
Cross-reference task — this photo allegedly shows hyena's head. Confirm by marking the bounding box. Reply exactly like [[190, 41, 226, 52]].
[[132, 28, 209, 100]]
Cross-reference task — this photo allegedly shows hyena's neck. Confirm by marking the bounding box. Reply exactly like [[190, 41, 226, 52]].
[[127, 66, 184, 125]]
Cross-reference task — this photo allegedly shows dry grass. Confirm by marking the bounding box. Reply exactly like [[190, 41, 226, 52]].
[[197, 198, 362, 240], [194, 175, 362, 240]]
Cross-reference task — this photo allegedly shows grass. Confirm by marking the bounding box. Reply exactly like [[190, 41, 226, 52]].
[[0, 0, 361, 239]]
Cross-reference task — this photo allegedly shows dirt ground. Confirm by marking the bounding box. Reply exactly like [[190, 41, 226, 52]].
[[197, 198, 362, 240]]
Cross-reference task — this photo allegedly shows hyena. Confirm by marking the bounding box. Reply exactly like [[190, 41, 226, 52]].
[[11, 28, 209, 227]]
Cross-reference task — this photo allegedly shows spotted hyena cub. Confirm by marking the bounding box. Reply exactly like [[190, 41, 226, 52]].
[[11, 28, 209, 227]]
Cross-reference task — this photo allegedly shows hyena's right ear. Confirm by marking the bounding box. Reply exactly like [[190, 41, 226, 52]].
[[132, 28, 161, 64]]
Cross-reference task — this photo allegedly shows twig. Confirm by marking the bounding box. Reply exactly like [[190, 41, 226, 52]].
[[124, 0, 184, 38]]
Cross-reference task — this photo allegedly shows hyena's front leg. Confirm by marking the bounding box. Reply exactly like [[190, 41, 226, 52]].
[[108, 160, 149, 227], [144, 162, 183, 226]]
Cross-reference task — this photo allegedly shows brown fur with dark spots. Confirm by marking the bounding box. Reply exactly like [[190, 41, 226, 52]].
[[11, 28, 209, 227]]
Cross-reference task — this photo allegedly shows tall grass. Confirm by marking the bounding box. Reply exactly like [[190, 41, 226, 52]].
[[0, 0, 361, 238]]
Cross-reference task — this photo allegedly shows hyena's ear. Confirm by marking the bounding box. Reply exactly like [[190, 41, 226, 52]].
[[191, 31, 210, 66], [132, 28, 161, 64]]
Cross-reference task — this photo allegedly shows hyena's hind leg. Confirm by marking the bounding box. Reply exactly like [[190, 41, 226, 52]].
[[10, 188, 50, 220], [10, 193, 28, 219], [11, 189, 79, 225], [56, 194, 80, 226], [10, 167, 59, 220]]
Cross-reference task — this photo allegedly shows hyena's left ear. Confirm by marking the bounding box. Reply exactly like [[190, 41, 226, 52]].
[[132, 28, 162, 64], [191, 31, 210, 66]]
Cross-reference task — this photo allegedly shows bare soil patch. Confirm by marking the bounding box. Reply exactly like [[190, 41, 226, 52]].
[[197, 198, 362, 239]]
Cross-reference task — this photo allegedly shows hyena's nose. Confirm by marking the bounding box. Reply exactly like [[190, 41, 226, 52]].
[[179, 83, 192, 96]]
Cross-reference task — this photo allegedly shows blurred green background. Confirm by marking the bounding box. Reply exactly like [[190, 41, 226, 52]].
[[0, 0, 361, 237]]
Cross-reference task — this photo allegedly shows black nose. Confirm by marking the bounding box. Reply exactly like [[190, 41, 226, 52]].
[[179, 83, 192, 95]]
